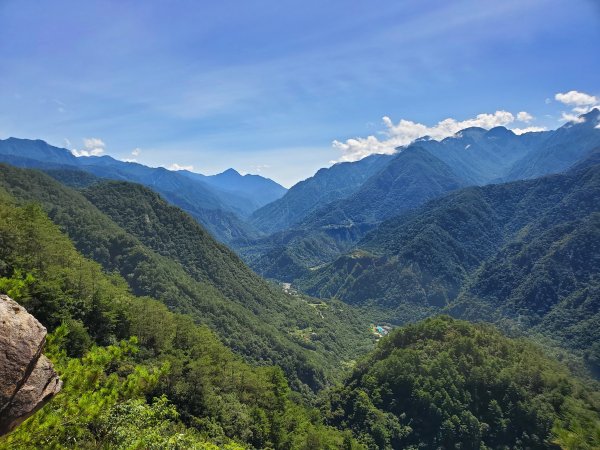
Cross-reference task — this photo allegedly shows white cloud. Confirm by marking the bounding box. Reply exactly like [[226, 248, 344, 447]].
[[333, 91, 600, 162], [511, 126, 547, 135], [72, 137, 106, 157], [131, 148, 141, 157], [333, 110, 520, 162], [555, 90, 599, 123], [517, 111, 533, 123], [169, 163, 194, 171], [555, 90, 598, 107], [332, 135, 399, 162], [83, 137, 105, 150], [63, 138, 72, 149], [560, 112, 585, 124]]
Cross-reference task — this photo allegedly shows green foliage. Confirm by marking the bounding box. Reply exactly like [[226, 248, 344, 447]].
[[0, 268, 35, 299], [0, 164, 374, 393], [2, 331, 165, 449], [323, 316, 600, 449], [95, 396, 245, 450], [0, 187, 362, 449], [300, 163, 600, 373]]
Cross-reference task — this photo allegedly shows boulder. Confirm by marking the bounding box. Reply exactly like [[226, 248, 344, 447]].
[[0, 295, 62, 436]]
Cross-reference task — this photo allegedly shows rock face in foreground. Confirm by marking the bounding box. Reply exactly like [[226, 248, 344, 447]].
[[0, 295, 62, 436]]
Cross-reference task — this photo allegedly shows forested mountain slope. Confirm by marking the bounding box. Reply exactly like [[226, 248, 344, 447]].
[[324, 316, 600, 449], [299, 161, 600, 366], [2, 181, 598, 449], [0, 163, 373, 393], [240, 147, 465, 281], [0, 189, 360, 449]]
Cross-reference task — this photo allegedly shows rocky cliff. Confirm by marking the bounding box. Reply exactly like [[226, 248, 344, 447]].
[[0, 295, 62, 436]]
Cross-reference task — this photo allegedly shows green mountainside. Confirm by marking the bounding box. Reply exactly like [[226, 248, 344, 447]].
[[0, 164, 374, 393], [323, 316, 600, 449], [0, 188, 360, 449], [298, 161, 600, 371], [241, 147, 466, 282], [1, 118, 600, 448]]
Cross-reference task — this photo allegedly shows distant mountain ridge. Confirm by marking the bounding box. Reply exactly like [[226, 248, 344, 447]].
[[0, 137, 286, 244], [183, 167, 286, 211], [250, 153, 394, 234]]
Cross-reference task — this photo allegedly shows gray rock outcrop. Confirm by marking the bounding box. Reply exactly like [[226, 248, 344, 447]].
[[0, 294, 62, 436]]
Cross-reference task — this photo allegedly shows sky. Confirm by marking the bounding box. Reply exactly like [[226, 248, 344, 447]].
[[0, 0, 599, 187]]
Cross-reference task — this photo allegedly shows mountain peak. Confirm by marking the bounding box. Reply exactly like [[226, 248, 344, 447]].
[[445, 127, 487, 141], [583, 107, 600, 122], [486, 126, 515, 138], [220, 168, 241, 177]]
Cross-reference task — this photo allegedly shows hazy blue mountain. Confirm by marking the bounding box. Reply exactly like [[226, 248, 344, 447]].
[[0, 137, 79, 165], [303, 146, 466, 228], [249, 153, 393, 234], [505, 108, 600, 180], [0, 137, 285, 243], [416, 126, 546, 184], [183, 168, 287, 211], [244, 111, 600, 284]]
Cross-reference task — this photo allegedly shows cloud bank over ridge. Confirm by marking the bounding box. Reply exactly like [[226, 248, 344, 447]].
[[332, 90, 598, 163]]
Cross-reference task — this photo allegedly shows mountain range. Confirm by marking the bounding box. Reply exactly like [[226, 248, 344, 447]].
[[0, 138, 286, 244], [238, 109, 600, 282], [1, 108, 599, 448]]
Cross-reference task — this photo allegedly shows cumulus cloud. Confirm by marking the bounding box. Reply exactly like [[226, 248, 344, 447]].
[[72, 137, 106, 157], [169, 163, 194, 171], [555, 90, 599, 122], [517, 111, 533, 123], [333, 90, 600, 162], [333, 110, 523, 162], [560, 113, 586, 124], [555, 90, 598, 107]]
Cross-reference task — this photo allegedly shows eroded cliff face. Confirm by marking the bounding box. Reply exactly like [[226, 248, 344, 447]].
[[0, 295, 62, 436]]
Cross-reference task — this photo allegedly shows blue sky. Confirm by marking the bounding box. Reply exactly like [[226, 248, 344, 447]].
[[0, 0, 599, 187]]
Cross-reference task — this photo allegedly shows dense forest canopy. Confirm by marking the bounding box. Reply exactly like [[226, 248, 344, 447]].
[[323, 316, 600, 449], [0, 164, 374, 394], [0, 187, 361, 449]]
